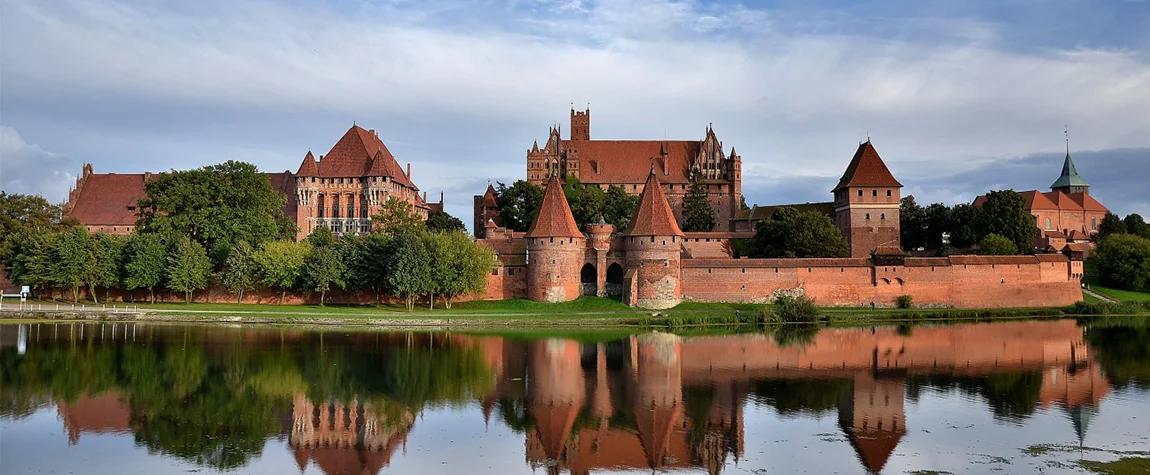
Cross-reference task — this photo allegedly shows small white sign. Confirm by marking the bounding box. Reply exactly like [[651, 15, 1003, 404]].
[[20, 285, 30, 295]]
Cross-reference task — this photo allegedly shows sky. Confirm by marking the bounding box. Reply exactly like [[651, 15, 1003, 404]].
[[2, 0, 1149, 228]]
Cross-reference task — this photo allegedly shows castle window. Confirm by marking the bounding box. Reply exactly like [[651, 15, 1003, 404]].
[[1092, 218, 1098, 230], [651, 236, 655, 243], [866, 213, 871, 220], [873, 190, 878, 197], [858, 190, 863, 197], [549, 237, 554, 243], [881, 213, 885, 220], [1045, 218, 1052, 229], [887, 190, 892, 197]]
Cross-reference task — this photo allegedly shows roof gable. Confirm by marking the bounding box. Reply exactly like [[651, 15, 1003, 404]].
[[833, 141, 902, 191], [625, 171, 685, 236], [67, 173, 150, 226], [1066, 192, 1107, 212], [525, 175, 583, 238], [563, 139, 702, 184], [296, 151, 319, 176], [316, 125, 416, 188], [480, 184, 498, 208], [1019, 190, 1058, 210], [1043, 191, 1084, 211]]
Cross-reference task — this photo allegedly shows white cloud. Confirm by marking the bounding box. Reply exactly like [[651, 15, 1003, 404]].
[[1, 0, 1149, 221], [0, 125, 75, 203]]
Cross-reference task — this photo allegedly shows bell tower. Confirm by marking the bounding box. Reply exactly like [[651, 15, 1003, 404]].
[[570, 108, 590, 141]]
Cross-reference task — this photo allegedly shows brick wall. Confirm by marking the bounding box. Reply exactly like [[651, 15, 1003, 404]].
[[527, 237, 586, 303]]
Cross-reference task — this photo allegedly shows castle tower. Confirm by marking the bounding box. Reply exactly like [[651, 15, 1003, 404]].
[[571, 108, 590, 141], [838, 373, 906, 474], [586, 217, 616, 297], [473, 184, 499, 238], [526, 175, 586, 303], [294, 151, 320, 237], [632, 333, 684, 470], [832, 141, 903, 258], [1051, 150, 1090, 195], [624, 170, 685, 309]]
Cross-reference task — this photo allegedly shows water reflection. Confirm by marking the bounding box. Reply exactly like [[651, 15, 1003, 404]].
[[0, 319, 1146, 475]]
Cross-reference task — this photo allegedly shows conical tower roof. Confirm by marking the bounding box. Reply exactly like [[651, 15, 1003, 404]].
[[625, 170, 684, 236], [480, 184, 498, 208], [526, 175, 583, 238], [1051, 151, 1090, 189], [833, 141, 902, 191], [366, 149, 390, 176], [296, 151, 319, 177]]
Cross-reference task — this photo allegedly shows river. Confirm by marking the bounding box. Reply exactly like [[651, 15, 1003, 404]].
[[1, 319, 1148, 474]]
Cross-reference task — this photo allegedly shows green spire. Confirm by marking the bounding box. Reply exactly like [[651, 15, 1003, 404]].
[[1051, 130, 1089, 190]]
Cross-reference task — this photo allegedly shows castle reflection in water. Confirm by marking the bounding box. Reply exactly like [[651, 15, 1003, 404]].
[[16, 319, 1108, 475]]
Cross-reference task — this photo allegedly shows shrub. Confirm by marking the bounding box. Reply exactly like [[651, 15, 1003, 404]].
[[763, 295, 821, 323], [1069, 300, 1150, 315], [1091, 234, 1150, 292], [896, 295, 914, 309], [978, 233, 1018, 255]]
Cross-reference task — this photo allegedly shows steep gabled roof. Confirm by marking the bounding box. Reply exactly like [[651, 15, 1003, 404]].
[[316, 125, 417, 189], [365, 150, 391, 177], [67, 173, 151, 225], [1066, 192, 1108, 212], [296, 151, 319, 177], [563, 139, 701, 185], [525, 175, 583, 238], [1044, 191, 1084, 211], [480, 184, 498, 208], [833, 141, 902, 191], [625, 171, 685, 236], [1051, 152, 1089, 189]]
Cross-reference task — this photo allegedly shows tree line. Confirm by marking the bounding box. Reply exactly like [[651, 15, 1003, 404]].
[[901, 190, 1039, 255], [0, 161, 492, 308], [1092, 213, 1150, 293]]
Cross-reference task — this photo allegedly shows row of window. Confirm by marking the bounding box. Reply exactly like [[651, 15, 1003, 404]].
[[1037, 216, 1099, 231]]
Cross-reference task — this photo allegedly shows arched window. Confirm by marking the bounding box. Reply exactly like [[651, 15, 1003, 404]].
[[1045, 218, 1052, 230], [1092, 218, 1098, 231]]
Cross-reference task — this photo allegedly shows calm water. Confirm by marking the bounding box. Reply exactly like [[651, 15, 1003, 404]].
[[1, 320, 1149, 475]]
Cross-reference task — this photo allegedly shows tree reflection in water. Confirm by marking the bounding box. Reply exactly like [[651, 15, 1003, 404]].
[[0, 318, 1144, 475]]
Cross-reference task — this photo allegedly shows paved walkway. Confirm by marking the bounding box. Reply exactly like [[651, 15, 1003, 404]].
[[1082, 288, 1116, 303]]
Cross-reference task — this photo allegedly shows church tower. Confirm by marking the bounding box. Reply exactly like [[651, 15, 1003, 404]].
[[1051, 150, 1090, 195], [832, 141, 903, 258], [526, 175, 586, 303], [624, 170, 685, 309]]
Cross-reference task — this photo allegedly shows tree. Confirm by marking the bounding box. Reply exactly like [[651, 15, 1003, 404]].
[[372, 196, 424, 236], [900, 196, 927, 251], [124, 233, 168, 303], [166, 237, 212, 303], [749, 207, 849, 258], [303, 246, 347, 306], [52, 227, 94, 303], [563, 177, 606, 228], [254, 241, 310, 304], [304, 226, 335, 247], [341, 233, 391, 304], [428, 232, 496, 309], [948, 203, 981, 249], [1126, 214, 1150, 240], [1091, 234, 1150, 292], [0, 192, 76, 270], [923, 203, 954, 250], [221, 242, 258, 303], [602, 185, 639, 231], [425, 210, 466, 233], [978, 233, 1017, 256], [137, 160, 296, 266], [88, 233, 126, 303], [388, 232, 432, 311], [495, 180, 544, 232], [682, 169, 715, 232], [1098, 212, 1126, 239], [8, 232, 58, 296], [739, 196, 750, 211], [974, 190, 1035, 254]]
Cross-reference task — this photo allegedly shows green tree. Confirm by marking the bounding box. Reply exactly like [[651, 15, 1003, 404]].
[[1098, 212, 1126, 239], [900, 196, 927, 251], [923, 203, 954, 250], [0, 192, 77, 270], [221, 242, 258, 303], [124, 233, 168, 303], [749, 207, 849, 258], [8, 232, 58, 296], [254, 240, 310, 304], [372, 196, 424, 236], [563, 177, 606, 229], [166, 236, 213, 303], [978, 233, 1017, 256], [88, 233, 126, 303], [495, 180, 544, 232], [343, 232, 392, 304], [1126, 214, 1150, 240], [974, 190, 1035, 254], [303, 245, 346, 305], [682, 169, 715, 232], [52, 227, 94, 302], [388, 232, 432, 311], [137, 160, 296, 265], [428, 232, 496, 309], [425, 210, 466, 233], [948, 203, 981, 249], [1091, 234, 1150, 292], [602, 185, 639, 231], [304, 226, 335, 247]]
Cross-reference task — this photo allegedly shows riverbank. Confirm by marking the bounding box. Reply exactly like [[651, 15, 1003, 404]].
[[3, 295, 1148, 329]]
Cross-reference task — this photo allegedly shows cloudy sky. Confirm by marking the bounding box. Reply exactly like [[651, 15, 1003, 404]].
[[2, 0, 1148, 227]]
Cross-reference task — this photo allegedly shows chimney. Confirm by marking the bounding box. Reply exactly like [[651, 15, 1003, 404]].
[[440, 192, 444, 203], [407, 163, 411, 178], [423, 191, 427, 202], [369, 129, 376, 136], [144, 172, 152, 181]]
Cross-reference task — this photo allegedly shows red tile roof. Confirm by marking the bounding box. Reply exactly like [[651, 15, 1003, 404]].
[[564, 139, 700, 184], [683, 258, 871, 268], [67, 173, 150, 225], [1036, 253, 1070, 262], [625, 171, 684, 237], [847, 431, 903, 474], [833, 141, 902, 191], [948, 255, 1042, 265], [1018, 190, 1058, 210], [1066, 192, 1108, 212], [1043, 191, 1083, 211], [480, 184, 498, 208], [525, 175, 583, 238], [312, 125, 416, 189], [296, 151, 319, 176]]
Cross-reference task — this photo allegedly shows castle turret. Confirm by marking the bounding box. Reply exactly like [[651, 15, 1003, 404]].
[[586, 217, 616, 297], [624, 170, 685, 309], [526, 175, 586, 303], [832, 141, 903, 258]]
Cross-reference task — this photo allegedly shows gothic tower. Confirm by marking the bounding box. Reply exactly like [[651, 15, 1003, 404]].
[[570, 108, 590, 141], [624, 170, 685, 309], [1051, 150, 1090, 195], [526, 175, 586, 303], [832, 141, 903, 258]]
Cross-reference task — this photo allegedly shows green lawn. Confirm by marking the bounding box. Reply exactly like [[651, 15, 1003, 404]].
[[1089, 285, 1150, 302]]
